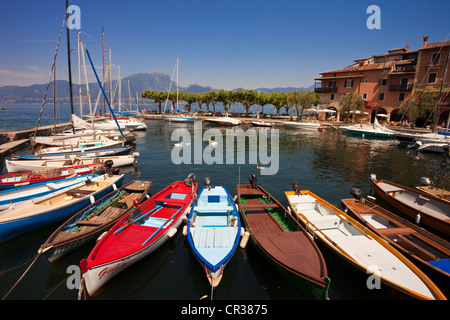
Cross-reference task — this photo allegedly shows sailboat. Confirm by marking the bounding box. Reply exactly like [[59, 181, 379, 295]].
[[344, 117, 395, 138], [162, 57, 198, 122]]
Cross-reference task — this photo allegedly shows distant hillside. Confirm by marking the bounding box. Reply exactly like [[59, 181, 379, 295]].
[[0, 72, 314, 103]]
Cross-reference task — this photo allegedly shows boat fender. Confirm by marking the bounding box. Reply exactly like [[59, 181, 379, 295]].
[[167, 227, 177, 238], [239, 231, 250, 248], [29, 175, 42, 181], [183, 225, 187, 236], [415, 213, 421, 224], [367, 195, 376, 201], [132, 152, 140, 158], [113, 183, 117, 190], [90, 195, 95, 204], [240, 227, 245, 236]]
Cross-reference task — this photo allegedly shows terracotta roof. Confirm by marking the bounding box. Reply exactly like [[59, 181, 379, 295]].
[[422, 40, 450, 50], [320, 60, 398, 74]]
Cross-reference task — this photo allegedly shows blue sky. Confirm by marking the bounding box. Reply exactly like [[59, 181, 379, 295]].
[[0, 0, 449, 89]]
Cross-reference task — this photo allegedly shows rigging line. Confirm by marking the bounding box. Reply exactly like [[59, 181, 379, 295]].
[[33, 18, 66, 139], [163, 60, 178, 113]]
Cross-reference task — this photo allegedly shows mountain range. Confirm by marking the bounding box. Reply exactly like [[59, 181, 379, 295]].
[[0, 71, 314, 104]]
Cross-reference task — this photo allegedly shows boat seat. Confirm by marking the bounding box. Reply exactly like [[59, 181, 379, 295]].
[[191, 227, 237, 248], [142, 217, 171, 228], [309, 215, 341, 230]]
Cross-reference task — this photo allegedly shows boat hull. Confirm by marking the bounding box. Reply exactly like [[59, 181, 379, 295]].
[[371, 179, 450, 239], [238, 184, 330, 300], [187, 186, 241, 287], [80, 180, 197, 297], [0, 174, 124, 244], [285, 190, 446, 300], [41, 180, 152, 262]]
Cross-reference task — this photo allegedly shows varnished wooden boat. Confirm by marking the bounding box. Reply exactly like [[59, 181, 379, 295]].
[[40, 180, 152, 262], [285, 186, 446, 300], [341, 194, 450, 294], [371, 176, 450, 239], [236, 176, 330, 300], [416, 186, 450, 204]]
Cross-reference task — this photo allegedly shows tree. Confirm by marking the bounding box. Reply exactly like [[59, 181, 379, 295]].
[[399, 90, 437, 126], [204, 90, 218, 113], [268, 92, 287, 117], [339, 93, 365, 123], [217, 89, 234, 113], [182, 92, 198, 112], [235, 89, 258, 115], [141, 90, 166, 113], [287, 91, 316, 120]]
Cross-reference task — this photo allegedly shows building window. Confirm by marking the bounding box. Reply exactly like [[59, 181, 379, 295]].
[[398, 92, 405, 101], [330, 93, 335, 101], [379, 92, 385, 101], [428, 73, 437, 84], [431, 52, 441, 65], [364, 79, 369, 83], [362, 93, 368, 100], [345, 79, 353, 88], [381, 79, 387, 86]]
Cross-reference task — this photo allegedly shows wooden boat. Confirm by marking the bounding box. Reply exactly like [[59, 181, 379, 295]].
[[186, 179, 241, 289], [371, 176, 450, 239], [40, 180, 152, 262], [80, 174, 198, 297], [11, 147, 131, 161], [0, 163, 97, 190], [341, 193, 450, 293], [0, 173, 95, 211], [416, 186, 450, 204], [285, 186, 446, 300], [5, 154, 138, 173], [35, 134, 124, 154], [237, 176, 330, 300], [0, 173, 124, 244]]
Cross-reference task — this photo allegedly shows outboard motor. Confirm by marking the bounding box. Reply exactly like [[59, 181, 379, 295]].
[[110, 167, 120, 175], [93, 165, 106, 175], [204, 177, 212, 190], [350, 187, 362, 201], [292, 182, 301, 195], [127, 206, 142, 224], [184, 173, 196, 187], [419, 177, 432, 187], [104, 160, 114, 175], [249, 174, 258, 188]]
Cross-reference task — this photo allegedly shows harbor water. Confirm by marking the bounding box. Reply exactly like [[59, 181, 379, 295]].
[[0, 104, 449, 301]]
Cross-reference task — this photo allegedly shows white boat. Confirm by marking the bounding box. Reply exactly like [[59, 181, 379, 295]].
[[344, 118, 395, 138], [72, 114, 147, 131], [416, 141, 449, 154], [251, 121, 274, 127], [36, 135, 125, 154], [285, 187, 446, 300], [162, 114, 198, 122], [204, 116, 241, 126], [283, 121, 321, 130], [5, 154, 139, 173], [12, 147, 131, 161], [395, 132, 448, 145]]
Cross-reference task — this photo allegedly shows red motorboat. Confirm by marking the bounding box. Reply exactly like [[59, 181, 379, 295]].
[[80, 174, 197, 297]]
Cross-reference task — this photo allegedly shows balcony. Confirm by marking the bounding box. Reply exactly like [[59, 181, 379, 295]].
[[314, 87, 337, 93], [426, 62, 443, 69], [390, 85, 413, 91]]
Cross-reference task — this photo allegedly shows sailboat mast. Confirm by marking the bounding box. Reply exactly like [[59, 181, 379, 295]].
[[65, 0, 75, 133], [176, 56, 179, 112]]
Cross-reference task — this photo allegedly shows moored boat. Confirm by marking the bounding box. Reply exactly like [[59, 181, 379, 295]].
[[0, 172, 96, 211], [79, 174, 198, 297], [283, 121, 321, 130], [204, 116, 241, 126], [5, 154, 138, 173], [40, 180, 152, 262], [0, 163, 98, 191], [0, 173, 124, 244], [341, 191, 450, 293], [371, 175, 450, 239], [237, 175, 330, 300], [285, 184, 446, 300], [251, 121, 274, 127], [186, 178, 241, 289], [11, 147, 131, 161]]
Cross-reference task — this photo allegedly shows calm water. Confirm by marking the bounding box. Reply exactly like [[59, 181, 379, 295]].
[[0, 105, 449, 302]]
